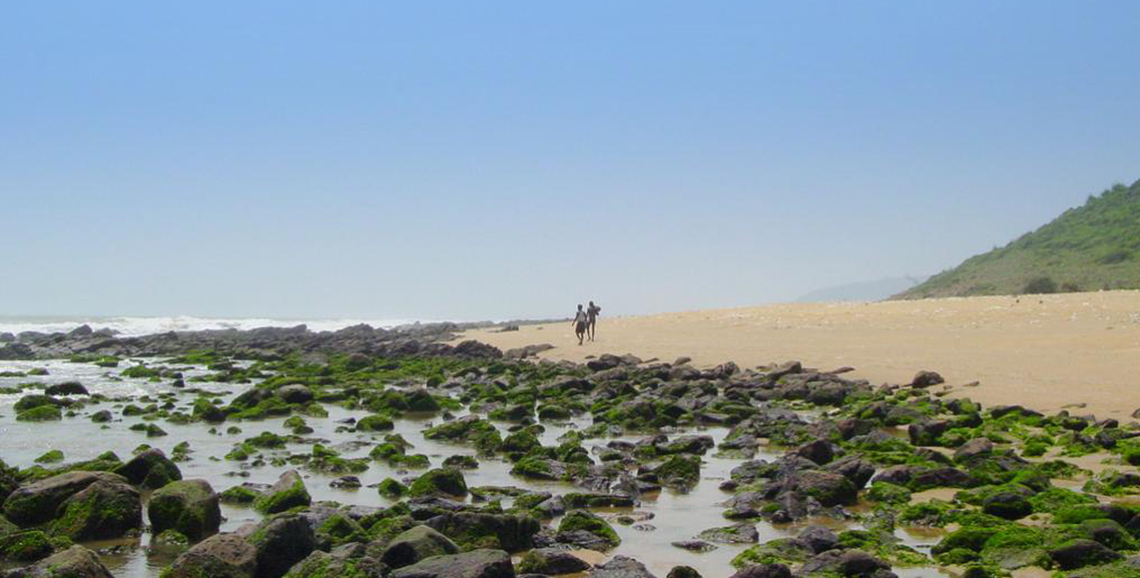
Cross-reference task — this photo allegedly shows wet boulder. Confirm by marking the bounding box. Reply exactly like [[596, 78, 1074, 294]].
[[981, 488, 1033, 520], [585, 556, 657, 578], [656, 435, 715, 456], [113, 448, 182, 489], [381, 525, 461, 569], [697, 522, 758, 544], [517, 548, 592, 575], [276, 384, 313, 404], [1049, 539, 1122, 570], [164, 532, 257, 578], [798, 549, 890, 577], [556, 510, 620, 549], [910, 371, 944, 388], [246, 513, 318, 578], [954, 438, 994, 463], [44, 382, 88, 396], [148, 479, 222, 541], [52, 479, 142, 541], [797, 525, 840, 554], [285, 543, 386, 578], [409, 469, 468, 498], [794, 440, 836, 465], [3, 545, 114, 578], [425, 512, 540, 551], [3, 471, 129, 527], [254, 470, 311, 514], [907, 420, 949, 446], [727, 564, 791, 578], [391, 548, 514, 578], [824, 456, 876, 488], [787, 470, 857, 507]]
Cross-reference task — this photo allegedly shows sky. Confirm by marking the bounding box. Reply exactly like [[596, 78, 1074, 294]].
[[3, 1, 1139, 321]]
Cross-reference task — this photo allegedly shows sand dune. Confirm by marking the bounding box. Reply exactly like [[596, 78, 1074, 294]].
[[462, 291, 1140, 420]]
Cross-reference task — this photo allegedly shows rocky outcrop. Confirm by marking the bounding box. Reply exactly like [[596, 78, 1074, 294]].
[[3, 471, 129, 527], [390, 549, 514, 578], [164, 533, 257, 578], [3, 545, 114, 578]]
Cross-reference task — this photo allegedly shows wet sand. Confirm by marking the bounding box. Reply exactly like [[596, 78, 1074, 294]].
[[462, 291, 1140, 420]]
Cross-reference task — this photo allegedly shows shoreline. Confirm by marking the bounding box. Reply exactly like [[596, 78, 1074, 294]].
[[461, 290, 1140, 421]]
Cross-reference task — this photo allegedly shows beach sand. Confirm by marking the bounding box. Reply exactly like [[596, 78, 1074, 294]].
[[461, 291, 1140, 420]]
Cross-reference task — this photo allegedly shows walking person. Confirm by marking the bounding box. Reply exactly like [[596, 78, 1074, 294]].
[[572, 304, 588, 345], [586, 300, 601, 342]]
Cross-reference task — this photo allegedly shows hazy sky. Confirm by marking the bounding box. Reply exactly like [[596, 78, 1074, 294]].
[[4, 1, 1139, 321]]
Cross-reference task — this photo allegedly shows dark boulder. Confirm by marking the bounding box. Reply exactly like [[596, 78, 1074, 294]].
[[391, 548, 514, 578], [586, 556, 658, 578], [517, 548, 592, 575], [149, 479, 222, 541], [3, 545, 114, 578], [44, 382, 88, 396], [381, 525, 461, 569], [113, 448, 182, 489], [164, 532, 257, 578], [910, 371, 944, 388], [1049, 539, 1122, 570], [727, 564, 791, 578], [246, 513, 318, 578], [3, 471, 129, 527], [52, 479, 142, 541]]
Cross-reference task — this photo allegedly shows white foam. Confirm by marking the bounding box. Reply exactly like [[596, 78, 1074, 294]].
[[0, 315, 437, 338]]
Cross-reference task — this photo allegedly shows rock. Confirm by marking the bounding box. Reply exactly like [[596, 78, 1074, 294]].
[[247, 513, 318, 578], [797, 525, 839, 554], [425, 512, 541, 551], [982, 489, 1033, 520], [1049, 539, 1123, 570], [276, 385, 314, 404], [670, 540, 718, 552], [799, 549, 889, 577], [44, 382, 88, 396], [148, 479, 222, 541], [285, 543, 386, 578], [790, 470, 857, 507], [52, 479, 142, 541], [586, 556, 658, 578], [666, 567, 701, 578], [697, 523, 759, 544], [907, 420, 949, 446], [824, 456, 876, 488], [409, 469, 468, 498], [954, 438, 994, 463], [254, 470, 311, 514], [657, 435, 716, 455], [165, 532, 257, 578], [113, 448, 183, 489], [3, 471, 129, 527], [518, 548, 592, 575], [727, 564, 791, 578], [330, 476, 362, 489], [3, 545, 114, 578], [556, 510, 620, 550], [910, 371, 944, 388], [391, 549, 514, 578], [794, 440, 835, 465], [381, 525, 461, 569]]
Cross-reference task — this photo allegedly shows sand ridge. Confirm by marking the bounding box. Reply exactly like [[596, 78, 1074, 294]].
[[461, 291, 1140, 420]]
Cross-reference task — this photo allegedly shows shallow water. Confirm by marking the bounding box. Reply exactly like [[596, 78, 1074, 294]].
[[0, 359, 950, 578]]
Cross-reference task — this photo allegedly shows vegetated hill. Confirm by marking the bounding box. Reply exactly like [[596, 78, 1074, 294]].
[[894, 179, 1140, 299]]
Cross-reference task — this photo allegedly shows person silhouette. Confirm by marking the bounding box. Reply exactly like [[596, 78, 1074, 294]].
[[586, 300, 601, 342], [572, 304, 588, 345]]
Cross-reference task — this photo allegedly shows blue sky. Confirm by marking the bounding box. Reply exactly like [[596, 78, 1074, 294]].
[[3, 1, 1139, 320]]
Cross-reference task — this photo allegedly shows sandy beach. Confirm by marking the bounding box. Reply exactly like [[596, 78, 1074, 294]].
[[463, 291, 1140, 420]]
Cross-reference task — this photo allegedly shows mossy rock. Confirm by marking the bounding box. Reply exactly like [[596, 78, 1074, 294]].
[[378, 478, 408, 499], [866, 482, 911, 505], [16, 405, 62, 421], [34, 450, 65, 464], [0, 530, 55, 561], [557, 510, 620, 549], [357, 414, 396, 432], [52, 480, 142, 541], [253, 470, 311, 514], [408, 468, 468, 498], [219, 485, 261, 505], [148, 479, 222, 540]]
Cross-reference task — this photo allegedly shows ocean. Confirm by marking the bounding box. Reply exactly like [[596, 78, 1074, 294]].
[[0, 315, 434, 338]]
